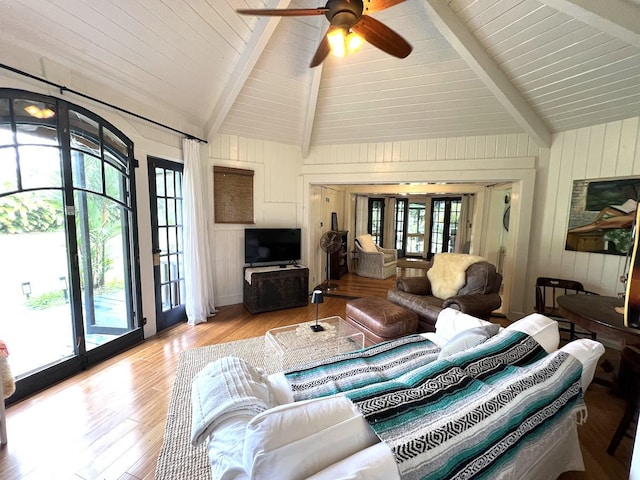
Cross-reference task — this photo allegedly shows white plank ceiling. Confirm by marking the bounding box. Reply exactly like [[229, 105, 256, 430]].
[[0, 0, 638, 151]]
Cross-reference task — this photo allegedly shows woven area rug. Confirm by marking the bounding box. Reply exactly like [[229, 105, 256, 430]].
[[155, 336, 269, 480], [155, 331, 338, 479]]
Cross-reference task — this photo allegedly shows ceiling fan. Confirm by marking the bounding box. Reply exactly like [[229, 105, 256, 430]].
[[237, 0, 412, 67]]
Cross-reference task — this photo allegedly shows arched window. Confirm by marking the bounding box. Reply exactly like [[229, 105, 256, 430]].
[[0, 89, 142, 402]]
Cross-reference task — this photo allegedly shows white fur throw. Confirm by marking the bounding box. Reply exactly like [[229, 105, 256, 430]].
[[427, 253, 485, 299]]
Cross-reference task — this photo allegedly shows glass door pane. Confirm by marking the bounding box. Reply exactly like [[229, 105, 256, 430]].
[[431, 200, 446, 254], [394, 198, 407, 256], [429, 198, 462, 255], [407, 202, 425, 256], [367, 198, 385, 246], [149, 157, 186, 331], [75, 190, 133, 347], [0, 190, 75, 377], [1, 90, 142, 403]]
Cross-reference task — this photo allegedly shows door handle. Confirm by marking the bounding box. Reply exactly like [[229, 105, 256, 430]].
[[153, 248, 161, 266]]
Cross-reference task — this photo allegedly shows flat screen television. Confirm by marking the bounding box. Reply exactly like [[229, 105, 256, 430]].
[[244, 228, 301, 265]]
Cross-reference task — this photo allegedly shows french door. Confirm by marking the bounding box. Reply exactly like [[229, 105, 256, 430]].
[[429, 197, 462, 255], [394, 199, 408, 257], [0, 90, 143, 402], [367, 198, 385, 246], [406, 202, 426, 257], [148, 157, 186, 331]]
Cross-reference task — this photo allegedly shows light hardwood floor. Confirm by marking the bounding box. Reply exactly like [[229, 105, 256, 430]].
[[0, 271, 634, 479]]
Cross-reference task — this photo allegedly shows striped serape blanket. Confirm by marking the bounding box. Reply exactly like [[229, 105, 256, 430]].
[[346, 331, 585, 480], [286, 330, 585, 480], [285, 334, 440, 401]]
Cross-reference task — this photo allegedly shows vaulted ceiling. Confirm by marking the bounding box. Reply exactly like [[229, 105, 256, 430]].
[[0, 0, 639, 155]]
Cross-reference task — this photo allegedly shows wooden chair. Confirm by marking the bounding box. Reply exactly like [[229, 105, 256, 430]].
[[534, 277, 598, 341]]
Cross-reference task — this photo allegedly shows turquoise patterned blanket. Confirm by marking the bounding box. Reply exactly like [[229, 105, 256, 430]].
[[285, 334, 440, 401], [285, 330, 585, 480]]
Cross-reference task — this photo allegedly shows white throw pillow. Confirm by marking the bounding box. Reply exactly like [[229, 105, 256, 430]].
[[306, 442, 399, 480], [559, 339, 605, 391], [434, 308, 495, 343], [438, 324, 502, 359], [244, 395, 378, 480], [265, 372, 294, 405], [505, 313, 560, 353], [356, 234, 378, 253]]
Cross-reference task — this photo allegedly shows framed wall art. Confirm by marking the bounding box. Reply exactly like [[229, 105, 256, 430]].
[[565, 176, 640, 256]]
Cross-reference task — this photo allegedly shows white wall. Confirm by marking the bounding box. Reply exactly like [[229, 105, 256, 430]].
[[527, 117, 640, 307], [207, 135, 303, 306]]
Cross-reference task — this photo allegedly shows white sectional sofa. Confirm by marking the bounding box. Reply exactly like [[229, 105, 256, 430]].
[[191, 309, 604, 480]]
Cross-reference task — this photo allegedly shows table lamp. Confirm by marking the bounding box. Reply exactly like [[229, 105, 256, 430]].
[[310, 289, 325, 332]]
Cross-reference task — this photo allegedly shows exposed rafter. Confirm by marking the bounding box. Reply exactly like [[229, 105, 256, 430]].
[[301, 21, 326, 158], [420, 0, 552, 148], [205, 0, 292, 139], [301, 66, 323, 158], [542, 0, 640, 48]]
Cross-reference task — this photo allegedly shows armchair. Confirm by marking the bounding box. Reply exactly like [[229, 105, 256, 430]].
[[353, 234, 398, 279], [387, 253, 502, 332]]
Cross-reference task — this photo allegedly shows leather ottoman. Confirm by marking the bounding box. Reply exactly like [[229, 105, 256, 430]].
[[346, 296, 419, 344]]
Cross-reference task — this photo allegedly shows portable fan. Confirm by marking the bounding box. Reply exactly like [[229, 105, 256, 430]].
[[320, 230, 343, 290]]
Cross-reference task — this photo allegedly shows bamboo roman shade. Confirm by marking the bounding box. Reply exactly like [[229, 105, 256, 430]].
[[213, 166, 254, 224]]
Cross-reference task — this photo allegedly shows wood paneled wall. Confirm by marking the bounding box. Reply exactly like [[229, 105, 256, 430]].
[[207, 136, 303, 306], [528, 117, 640, 305], [304, 133, 541, 163], [209, 119, 639, 320]]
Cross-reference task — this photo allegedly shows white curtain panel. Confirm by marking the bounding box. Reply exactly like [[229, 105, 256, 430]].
[[455, 195, 473, 253], [355, 196, 368, 237], [182, 138, 216, 325], [384, 197, 396, 250]]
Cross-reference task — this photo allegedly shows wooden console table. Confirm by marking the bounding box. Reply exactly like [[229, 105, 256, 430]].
[[557, 294, 640, 347]]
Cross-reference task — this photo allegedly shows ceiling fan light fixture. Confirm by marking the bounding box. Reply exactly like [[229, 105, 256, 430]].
[[327, 29, 363, 58], [238, 0, 410, 67], [346, 31, 364, 53], [327, 28, 347, 57]]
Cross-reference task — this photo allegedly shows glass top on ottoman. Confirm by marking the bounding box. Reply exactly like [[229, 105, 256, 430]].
[[265, 316, 365, 370]]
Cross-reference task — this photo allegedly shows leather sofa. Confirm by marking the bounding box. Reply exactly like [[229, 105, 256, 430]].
[[387, 260, 502, 332]]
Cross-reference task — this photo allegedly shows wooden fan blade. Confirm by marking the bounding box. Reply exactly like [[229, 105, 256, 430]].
[[309, 25, 337, 68], [237, 8, 328, 16], [351, 15, 412, 59], [362, 0, 407, 14]]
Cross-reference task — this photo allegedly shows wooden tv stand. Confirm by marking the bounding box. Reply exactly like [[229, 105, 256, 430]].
[[243, 265, 309, 313]]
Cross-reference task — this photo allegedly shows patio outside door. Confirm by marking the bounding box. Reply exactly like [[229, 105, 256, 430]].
[[148, 157, 186, 331]]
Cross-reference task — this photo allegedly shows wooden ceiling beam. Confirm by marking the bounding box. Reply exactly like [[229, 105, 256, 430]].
[[421, 0, 552, 148], [301, 23, 326, 159], [543, 0, 640, 49], [205, 0, 292, 139]]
